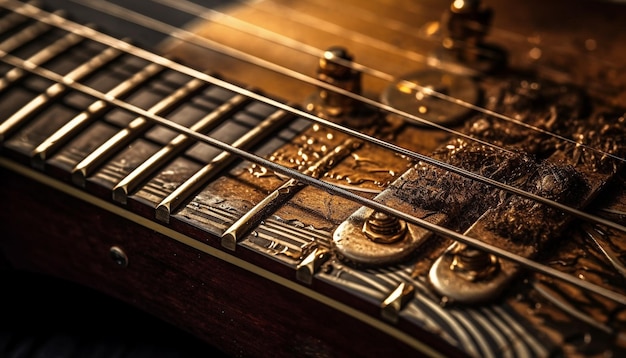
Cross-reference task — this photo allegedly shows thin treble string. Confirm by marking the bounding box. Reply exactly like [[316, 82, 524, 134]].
[[10, 0, 626, 237], [370, 0, 625, 71], [230, 0, 428, 63], [1, 49, 624, 307], [155, 0, 626, 165], [291, 0, 507, 61], [278, 0, 436, 43]]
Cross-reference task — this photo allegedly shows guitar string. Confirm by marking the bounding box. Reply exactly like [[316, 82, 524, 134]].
[[4, 0, 624, 262], [1, 1, 625, 304], [72, 0, 626, 174], [259, 0, 507, 61], [2, 49, 624, 307], [74, 0, 513, 153], [141, 0, 626, 165], [235, 0, 626, 95], [280, 0, 626, 98], [232, 0, 503, 63], [344, 0, 625, 70], [61, 0, 626, 232]]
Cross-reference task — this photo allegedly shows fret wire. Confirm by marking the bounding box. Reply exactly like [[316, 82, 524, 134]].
[[80, 0, 626, 167], [73, 76, 206, 189], [154, 0, 625, 166], [32, 62, 164, 169], [0, 5, 25, 26], [2, 50, 624, 306], [112, 92, 251, 204], [0, 14, 51, 58], [0, 24, 52, 55], [156, 107, 294, 223], [5, 0, 626, 239], [1, 31, 83, 93], [0, 44, 121, 143]]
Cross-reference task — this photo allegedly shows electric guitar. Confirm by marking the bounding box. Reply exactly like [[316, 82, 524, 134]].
[[1, 0, 625, 357]]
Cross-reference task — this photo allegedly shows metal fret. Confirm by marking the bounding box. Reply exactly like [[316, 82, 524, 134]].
[[0, 31, 84, 93], [31, 62, 163, 170], [155, 109, 295, 223], [0, 4, 37, 40], [221, 138, 360, 250], [112, 93, 251, 204], [71, 77, 206, 187], [0, 12, 51, 54], [0, 45, 121, 143]]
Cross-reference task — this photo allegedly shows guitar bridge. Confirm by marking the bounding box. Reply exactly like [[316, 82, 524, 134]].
[[331, 3, 626, 309]]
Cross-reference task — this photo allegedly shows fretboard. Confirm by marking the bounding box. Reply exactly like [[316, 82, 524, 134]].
[[0, 0, 372, 279], [0, 1, 316, 223]]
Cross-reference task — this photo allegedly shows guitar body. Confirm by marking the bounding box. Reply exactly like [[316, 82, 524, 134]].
[[1, 168, 424, 357], [1, 0, 626, 357]]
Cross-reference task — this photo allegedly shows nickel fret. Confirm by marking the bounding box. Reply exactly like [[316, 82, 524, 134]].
[[31, 62, 164, 170], [0, 45, 121, 142], [155, 108, 295, 223], [112, 92, 251, 204], [1, 30, 84, 93], [71, 76, 206, 187]]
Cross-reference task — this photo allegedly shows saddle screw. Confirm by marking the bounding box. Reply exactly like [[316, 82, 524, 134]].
[[449, 244, 499, 281], [363, 211, 407, 244]]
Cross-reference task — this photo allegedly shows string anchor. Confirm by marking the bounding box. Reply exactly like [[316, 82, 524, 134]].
[[429, 242, 508, 304], [332, 206, 438, 266], [305, 46, 378, 128]]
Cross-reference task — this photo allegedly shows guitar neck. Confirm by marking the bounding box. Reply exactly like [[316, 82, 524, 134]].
[[1, 0, 626, 357]]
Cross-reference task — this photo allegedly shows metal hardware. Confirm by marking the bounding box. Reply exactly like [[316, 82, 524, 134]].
[[449, 243, 500, 282], [429, 0, 507, 75], [429, 242, 509, 304], [332, 207, 440, 266], [305, 46, 377, 128], [381, 282, 415, 323], [362, 211, 407, 244], [109, 246, 128, 267], [296, 248, 330, 284]]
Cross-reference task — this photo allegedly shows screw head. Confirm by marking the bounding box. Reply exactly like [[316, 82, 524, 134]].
[[362, 211, 407, 244], [109, 246, 128, 268]]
